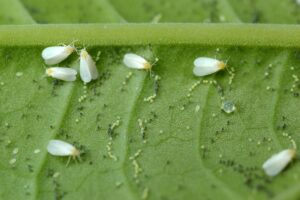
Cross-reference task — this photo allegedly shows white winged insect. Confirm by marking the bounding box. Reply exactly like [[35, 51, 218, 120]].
[[193, 57, 226, 77], [123, 53, 153, 70], [262, 149, 296, 177], [42, 45, 76, 65], [79, 49, 99, 83], [45, 67, 77, 81], [123, 53, 160, 101], [47, 139, 81, 166]]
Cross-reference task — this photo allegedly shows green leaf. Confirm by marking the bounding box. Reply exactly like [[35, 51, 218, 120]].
[[225, 0, 300, 24], [0, 0, 35, 24], [1, 0, 300, 200]]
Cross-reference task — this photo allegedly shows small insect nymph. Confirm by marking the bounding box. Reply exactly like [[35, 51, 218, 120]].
[[42, 45, 75, 65], [45, 67, 77, 81], [79, 49, 99, 83], [123, 53, 156, 70], [193, 57, 226, 77], [47, 139, 81, 166], [262, 149, 296, 177]]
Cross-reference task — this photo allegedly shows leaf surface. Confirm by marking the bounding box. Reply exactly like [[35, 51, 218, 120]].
[[1, 1, 300, 200]]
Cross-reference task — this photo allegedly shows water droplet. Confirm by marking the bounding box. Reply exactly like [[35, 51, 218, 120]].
[[221, 100, 236, 114]]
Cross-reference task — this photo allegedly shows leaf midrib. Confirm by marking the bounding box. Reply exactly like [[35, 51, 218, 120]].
[[0, 24, 300, 47]]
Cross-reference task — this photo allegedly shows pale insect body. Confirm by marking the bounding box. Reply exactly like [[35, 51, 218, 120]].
[[123, 53, 152, 70], [47, 140, 81, 165], [80, 49, 99, 83], [193, 57, 226, 77], [46, 67, 77, 81], [42, 45, 75, 65], [262, 149, 296, 177]]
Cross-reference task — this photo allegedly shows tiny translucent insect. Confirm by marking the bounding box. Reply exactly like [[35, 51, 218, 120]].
[[123, 53, 154, 70], [47, 139, 81, 166], [46, 67, 77, 81], [42, 45, 75, 65], [80, 49, 99, 83], [193, 57, 226, 76], [262, 149, 296, 177]]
